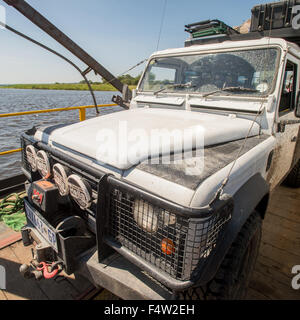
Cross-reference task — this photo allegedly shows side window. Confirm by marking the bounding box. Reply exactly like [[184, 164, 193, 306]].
[[279, 61, 298, 115]]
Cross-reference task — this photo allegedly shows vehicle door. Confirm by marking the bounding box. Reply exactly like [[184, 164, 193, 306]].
[[268, 56, 300, 190]]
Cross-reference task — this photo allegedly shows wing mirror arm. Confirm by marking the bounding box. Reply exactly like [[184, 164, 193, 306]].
[[278, 92, 300, 132], [278, 119, 300, 133], [112, 84, 131, 109]]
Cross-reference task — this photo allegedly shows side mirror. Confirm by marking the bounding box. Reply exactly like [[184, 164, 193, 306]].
[[295, 91, 300, 118], [278, 92, 300, 132]]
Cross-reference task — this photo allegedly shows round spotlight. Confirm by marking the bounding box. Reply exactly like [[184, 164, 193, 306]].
[[133, 199, 158, 233], [25, 145, 37, 172], [36, 150, 51, 178], [67, 174, 92, 210], [53, 163, 71, 196]]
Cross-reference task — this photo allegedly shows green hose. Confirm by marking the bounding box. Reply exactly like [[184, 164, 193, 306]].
[[0, 192, 26, 231]]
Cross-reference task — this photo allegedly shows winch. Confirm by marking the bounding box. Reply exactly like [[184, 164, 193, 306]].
[[29, 180, 59, 213]]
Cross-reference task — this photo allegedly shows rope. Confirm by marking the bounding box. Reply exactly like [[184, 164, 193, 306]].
[[0, 21, 99, 115], [0, 192, 26, 231], [209, 104, 265, 204], [0, 21, 147, 113], [55, 58, 148, 112], [103, 58, 147, 87], [209, 14, 275, 205], [156, 0, 168, 51]]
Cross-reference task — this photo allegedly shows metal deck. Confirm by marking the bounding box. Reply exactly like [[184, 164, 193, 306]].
[[247, 185, 300, 300]]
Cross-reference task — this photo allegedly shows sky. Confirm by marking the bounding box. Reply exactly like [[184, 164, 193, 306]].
[[0, 0, 276, 84]]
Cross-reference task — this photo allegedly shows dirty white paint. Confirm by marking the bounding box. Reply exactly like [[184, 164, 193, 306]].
[[31, 36, 300, 209], [268, 111, 299, 190]]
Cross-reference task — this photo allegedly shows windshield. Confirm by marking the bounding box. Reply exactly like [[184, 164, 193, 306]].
[[139, 48, 279, 96]]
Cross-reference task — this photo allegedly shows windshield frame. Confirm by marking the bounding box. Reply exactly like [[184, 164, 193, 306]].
[[137, 45, 282, 98]]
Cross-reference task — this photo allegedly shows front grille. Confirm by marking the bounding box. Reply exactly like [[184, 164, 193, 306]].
[[106, 187, 232, 281]]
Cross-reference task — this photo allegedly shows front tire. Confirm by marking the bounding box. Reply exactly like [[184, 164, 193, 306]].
[[284, 160, 300, 188], [180, 211, 262, 300]]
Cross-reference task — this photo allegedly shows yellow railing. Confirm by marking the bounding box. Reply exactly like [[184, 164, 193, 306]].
[[0, 103, 117, 156]]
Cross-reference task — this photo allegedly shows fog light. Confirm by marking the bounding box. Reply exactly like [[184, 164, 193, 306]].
[[68, 174, 92, 210], [161, 238, 175, 255], [36, 150, 51, 178], [25, 145, 37, 172], [53, 163, 71, 196], [133, 199, 158, 233]]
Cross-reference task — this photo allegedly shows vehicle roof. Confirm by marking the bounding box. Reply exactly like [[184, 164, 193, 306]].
[[151, 37, 300, 58]]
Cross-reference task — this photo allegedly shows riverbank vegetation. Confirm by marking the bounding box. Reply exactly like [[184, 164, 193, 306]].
[[1, 74, 140, 91]]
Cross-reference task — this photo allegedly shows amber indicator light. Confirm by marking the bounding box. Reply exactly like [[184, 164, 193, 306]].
[[161, 238, 175, 255]]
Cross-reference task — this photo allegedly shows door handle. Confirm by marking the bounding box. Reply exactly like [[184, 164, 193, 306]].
[[291, 136, 297, 142]]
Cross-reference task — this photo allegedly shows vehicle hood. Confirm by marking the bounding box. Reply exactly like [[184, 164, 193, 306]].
[[44, 108, 260, 170]]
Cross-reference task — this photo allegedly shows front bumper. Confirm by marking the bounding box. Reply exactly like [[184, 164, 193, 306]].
[[22, 199, 173, 299], [22, 198, 95, 274], [77, 249, 174, 300]]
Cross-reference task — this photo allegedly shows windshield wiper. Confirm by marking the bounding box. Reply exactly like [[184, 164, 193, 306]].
[[202, 86, 258, 98], [154, 82, 195, 95]]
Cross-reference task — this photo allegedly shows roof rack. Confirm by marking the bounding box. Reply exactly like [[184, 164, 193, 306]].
[[185, 19, 239, 39], [185, 27, 300, 47], [185, 1, 300, 47]]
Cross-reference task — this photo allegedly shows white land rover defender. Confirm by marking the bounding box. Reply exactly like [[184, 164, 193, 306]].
[[19, 2, 300, 299]]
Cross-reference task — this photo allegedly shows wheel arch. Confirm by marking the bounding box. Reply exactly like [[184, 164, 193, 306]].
[[255, 193, 270, 219], [193, 173, 269, 286]]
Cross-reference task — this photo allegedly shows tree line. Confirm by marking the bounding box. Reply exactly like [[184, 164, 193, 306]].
[[79, 74, 141, 86]]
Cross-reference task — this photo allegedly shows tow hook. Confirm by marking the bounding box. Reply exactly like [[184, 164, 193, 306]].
[[36, 261, 63, 279], [19, 261, 63, 280]]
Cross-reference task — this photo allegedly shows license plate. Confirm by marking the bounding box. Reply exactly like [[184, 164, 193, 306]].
[[24, 200, 58, 251]]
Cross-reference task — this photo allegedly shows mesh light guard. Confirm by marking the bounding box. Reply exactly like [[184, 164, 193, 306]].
[[105, 186, 232, 281]]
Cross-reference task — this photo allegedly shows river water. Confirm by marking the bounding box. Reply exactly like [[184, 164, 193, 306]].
[[0, 88, 122, 179]]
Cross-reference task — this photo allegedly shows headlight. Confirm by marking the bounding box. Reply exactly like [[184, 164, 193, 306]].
[[133, 199, 158, 233], [53, 163, 70, 196], [133, 200, 177, 233], [68, 174, 92, 210], [25, 145, 37, 172], [36, 150, 51, 178]]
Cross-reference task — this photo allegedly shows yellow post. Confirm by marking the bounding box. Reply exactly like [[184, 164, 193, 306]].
[[0, 148, 22, 156], [79, 108, 86, 121], [0, 104, 116, 118], [0, 103, 118, 157]]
